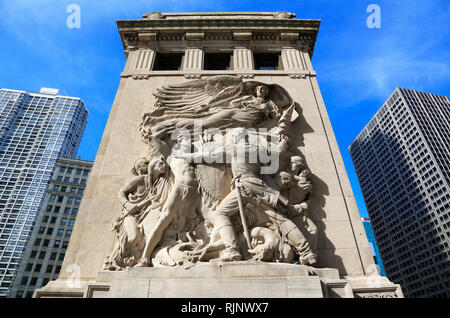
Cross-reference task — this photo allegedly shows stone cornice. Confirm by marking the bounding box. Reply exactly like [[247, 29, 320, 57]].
[[117, 17, 320, 57], [117, 18, 320, 30]]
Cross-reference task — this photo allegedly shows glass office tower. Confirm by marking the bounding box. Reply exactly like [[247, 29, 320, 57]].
[[350, 88, 450, 298], [0, 87, 88, 297]]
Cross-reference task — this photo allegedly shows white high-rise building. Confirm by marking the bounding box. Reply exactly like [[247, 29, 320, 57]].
[[0, 87, 88, 297]]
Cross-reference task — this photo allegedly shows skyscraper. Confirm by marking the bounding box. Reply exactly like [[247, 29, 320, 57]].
[[350, 88, 450, 298], [8, 157, 93, 298], [0, 87, 88, 297]]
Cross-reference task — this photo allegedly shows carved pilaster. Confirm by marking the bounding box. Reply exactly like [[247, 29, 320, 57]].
[[281, 48, 304, 71], [300, 50, 314, 71], [183, 48, 204, 71], [123, 49, 155, 76], [233, 47, 254, 70]]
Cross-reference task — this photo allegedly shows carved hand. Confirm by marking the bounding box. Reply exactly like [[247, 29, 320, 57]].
[[251, 238, 263, 248], [152, 123, 176, 139], [123, 201, 138, 214], [248, 246, 264, 261], [195, 104, 210, 114], [298, 182, 313, 192], [288, 202, 308, 218]]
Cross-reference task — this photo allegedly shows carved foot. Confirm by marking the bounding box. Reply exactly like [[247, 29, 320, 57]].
[[134, 257, 151, 267], [103, 260, 121, 271], [300, 255, 318, 267], [219, 248, 242, 262]]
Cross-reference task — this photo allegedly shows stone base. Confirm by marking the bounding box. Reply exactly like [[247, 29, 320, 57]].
[[35, 263, 403, 298]]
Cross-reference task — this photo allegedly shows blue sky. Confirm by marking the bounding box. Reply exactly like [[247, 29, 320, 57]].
[[0, 0, 448, 218]]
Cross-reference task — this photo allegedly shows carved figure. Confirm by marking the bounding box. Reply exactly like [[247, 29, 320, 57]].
[[104, 156, 172, 270], [174, 128, 318, 266]]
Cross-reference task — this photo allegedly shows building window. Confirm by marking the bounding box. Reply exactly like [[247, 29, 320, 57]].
[[57, 229, 64, 237], [153, 53, 184, 71], [253, 52, 282, 70], [204, 53, 232, 70]]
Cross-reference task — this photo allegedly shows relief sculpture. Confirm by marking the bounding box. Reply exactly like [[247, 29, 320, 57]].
[[103, 75, 320, 270]]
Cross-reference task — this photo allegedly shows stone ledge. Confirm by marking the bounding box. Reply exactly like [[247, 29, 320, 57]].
[[34, 265, 402, 298], [96, 262, 330, 281], [94, 276, 324, 298]]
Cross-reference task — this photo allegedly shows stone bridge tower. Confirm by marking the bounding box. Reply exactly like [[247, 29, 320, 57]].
[[36, 11, 402, 298]]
